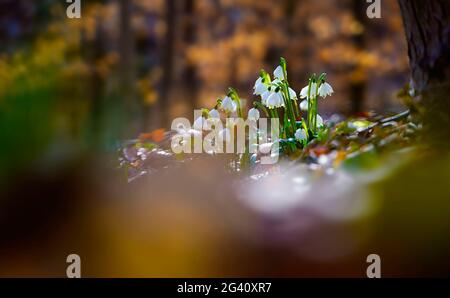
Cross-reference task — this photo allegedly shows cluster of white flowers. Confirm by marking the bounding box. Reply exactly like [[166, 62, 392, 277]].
[[220, 96, 237, 114], [188, 58, 334, 150], [299, 81, 333, 109], [248, 107, 260, 121], [252, 67, 298, 110], [299, 81, 333, 100]]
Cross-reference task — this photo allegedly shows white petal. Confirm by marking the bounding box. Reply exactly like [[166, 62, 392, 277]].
[[295, 128, 307, 141], [299, 86, 309, 99], [271, 78, 282, 85], [221, 96, 237, 113], [259, 142, 273, 154], [268, 92, 284, 108], [193, 116, 205, 131], [254, 81, 267, 95], [273, 66, 285, 80], [253, 77, 262, 89], [248, 108, 260, 121], [288, 87, 297, 99], [261, 91, 271, 106], [209, 109, 220, 119], [277, 92, 285, 107], [324, 82, 333, 93], [316, 114, 324, 127], [299, 100, 308, 111], [318, 82, 334, 98]]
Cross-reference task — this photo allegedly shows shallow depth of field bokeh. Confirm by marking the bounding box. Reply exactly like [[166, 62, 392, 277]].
[[1, 0, 449, 277]]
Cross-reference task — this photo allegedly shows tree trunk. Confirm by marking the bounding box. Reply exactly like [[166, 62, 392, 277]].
[[349, 0, 368, 115], [398, 0, 450, 136], [154, 0, 177, 129], [119, 0, 138, 136], [84, 14, 106, 148], [398, 0, 450, 93], [183, 0, 198, 111]]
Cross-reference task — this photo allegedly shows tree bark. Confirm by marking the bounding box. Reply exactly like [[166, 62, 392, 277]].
[[398, 0, 450, 93], [119, 0, 139, 136], [183, 0, 198, 111], [154, 0, 177, 129], [349, 0, 368, 115], [398, 0, 450, 137]]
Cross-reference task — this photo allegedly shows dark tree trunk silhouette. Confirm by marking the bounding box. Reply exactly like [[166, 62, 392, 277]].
[[154, 0, 177, 128], [83, 13, 106, 148], [183, 0, 198, 111], [398, 0, 450, 93], [398, 0, 450, 137], [119, 0, 138, 136], [349, 0, 368, 115]]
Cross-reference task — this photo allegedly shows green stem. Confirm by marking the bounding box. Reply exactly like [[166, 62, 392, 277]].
[[282, 84, 297, 137], [307, 79, 313, 130], [253, 101, 269, 118], [228, 88, 243, 118], [273, 108, 280, 119], [268, 108, 275, 119], [293, 99, 300, 120]]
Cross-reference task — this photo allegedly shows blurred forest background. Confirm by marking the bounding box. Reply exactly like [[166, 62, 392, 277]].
[[0, 0, 408, 179], [4, 0, 450, 278]]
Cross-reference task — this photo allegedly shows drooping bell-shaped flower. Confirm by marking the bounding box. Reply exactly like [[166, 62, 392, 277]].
[[261, 90, 271, 106], [247, 108, 260, 121], [316, 114, 324, 127], [299, 100, 308, 111], [193, 116, 205, 131], [209, 108, 220, 119], [299, 86, 308, 99], [253, 77, 262, 89], [318, 82, 334, 98], [288, 87, 297, 100], [299, 82, 317, 99], [295, 128, 307, 142], [267, 91, 284, 109], [221, 96, 237, 113], [271, 78, 282, 85], [273, 65, 285, 80], [254, 82, 267, 95]]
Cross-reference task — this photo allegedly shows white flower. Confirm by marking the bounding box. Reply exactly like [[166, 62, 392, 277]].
[[299, 82, 317, 99], [261, 90, 271, 106], [316, 114, 324, 127], [299, 100, 308, 111], [271, 78, 282, 85], [288, 87, 297, 100], [295, 128, 307, 142], [209, 108, 220, 119], [248, 108, 260, 121], [318, 82, 333, 98], [259, 142, 273, 154], [253, 77, 262, 89], [273, 65, 285, 80], [253, 81, 268, 95], [218, 128, 232, 143], [299, 86, 309, 99], [221, 96, 236, 113], [193, 116, 205, 131], [267, 91, 284, 108]]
